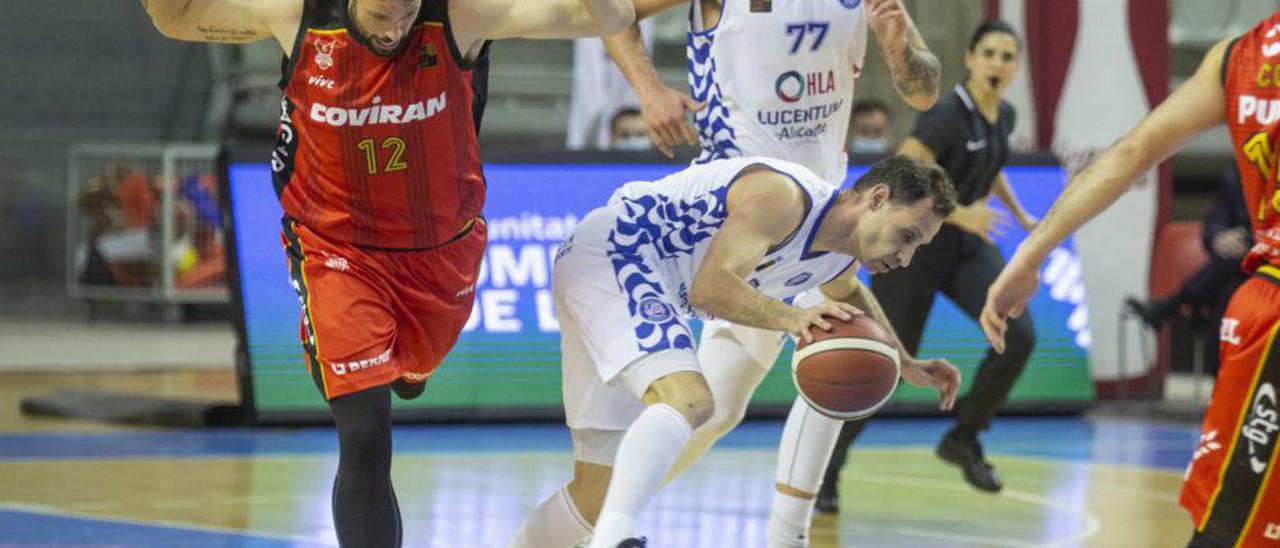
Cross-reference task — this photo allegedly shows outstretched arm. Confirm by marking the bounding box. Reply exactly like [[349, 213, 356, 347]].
[[867, 0, 941, 111], [980, 37, 1231, 352]]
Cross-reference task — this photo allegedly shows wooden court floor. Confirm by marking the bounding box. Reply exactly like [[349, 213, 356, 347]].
[[0, 372, 1201, 547]]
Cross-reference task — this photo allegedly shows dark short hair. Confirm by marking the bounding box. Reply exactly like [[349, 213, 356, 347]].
[[853, 155, 957, 217], [852, 100, 890, 118], [968, 20, 1021, 53], [610, 107, 643, 134]]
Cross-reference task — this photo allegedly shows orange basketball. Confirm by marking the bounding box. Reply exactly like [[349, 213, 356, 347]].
[[792, 315, 901, 420]]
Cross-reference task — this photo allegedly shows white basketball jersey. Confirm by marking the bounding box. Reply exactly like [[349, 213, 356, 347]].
[[688, 0, 869, 184], [602, 157, 855, 320]]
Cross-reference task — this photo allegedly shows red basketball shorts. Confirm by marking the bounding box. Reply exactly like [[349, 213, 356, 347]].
[[1181, 266, 1280, 547], [280, 217, 486, 400]]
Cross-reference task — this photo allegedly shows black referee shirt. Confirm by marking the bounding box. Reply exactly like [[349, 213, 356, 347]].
[[910, 83, 1016, 205]]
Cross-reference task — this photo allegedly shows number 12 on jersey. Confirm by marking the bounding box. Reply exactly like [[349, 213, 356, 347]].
[[786, 21, 830, 54], [356, 137, 409, 175]]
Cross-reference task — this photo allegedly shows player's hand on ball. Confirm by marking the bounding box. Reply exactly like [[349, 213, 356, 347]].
[[788, 302, 865, 343], [901, 357, 960, 411], [638, 83, 704, 158]]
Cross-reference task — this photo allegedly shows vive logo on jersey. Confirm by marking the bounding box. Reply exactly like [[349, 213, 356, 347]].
[[314, 38, 336, 71], [310, 92, 448, 127], [1242, 382, 1278, 474], [1238, 95, 1280, 125], [839, 0, 861, 8], [307, 75, 336, 90], [775, 70, 837, 103]]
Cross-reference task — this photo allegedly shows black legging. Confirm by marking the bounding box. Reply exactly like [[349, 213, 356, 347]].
[[823, 225, 1036, 490], [330, 385, 402, 548]]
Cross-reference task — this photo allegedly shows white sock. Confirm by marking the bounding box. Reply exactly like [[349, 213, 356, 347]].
[[768, 397, 843, 547], [588, 403, 693, 548], [509, 485, 592, 548], [665, 335, 770, 482], [768, 491, 816, 548]]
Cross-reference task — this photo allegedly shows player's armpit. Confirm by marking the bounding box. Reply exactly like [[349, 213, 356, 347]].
[[142, 0, 281, 44]]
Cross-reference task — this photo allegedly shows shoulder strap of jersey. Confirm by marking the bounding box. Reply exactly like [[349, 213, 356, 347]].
[[422, 0, 490, 71], [1222, 35, 1241, 87], [307, 0, 344, 30]]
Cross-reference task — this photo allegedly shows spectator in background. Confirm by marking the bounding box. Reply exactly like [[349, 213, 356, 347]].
[[849, 100, 894, 154], [1126, 170, 1252, 343], [566, 19, 657, 150], [608, 108, 651, 150]]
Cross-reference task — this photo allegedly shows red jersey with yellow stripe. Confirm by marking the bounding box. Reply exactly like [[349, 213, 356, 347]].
[[271, 0, 489, 249], [1225, 11, 1280, 275]]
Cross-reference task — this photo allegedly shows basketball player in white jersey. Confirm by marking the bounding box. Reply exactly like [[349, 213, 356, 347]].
[[602, 0, 942, 545], [509, 156, 961, 547]]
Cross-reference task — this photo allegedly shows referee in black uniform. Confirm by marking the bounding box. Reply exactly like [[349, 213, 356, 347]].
[[818, 20, 1037, 511]]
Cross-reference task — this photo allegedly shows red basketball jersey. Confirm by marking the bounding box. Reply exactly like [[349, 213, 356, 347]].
[[272, 0, 488, 249], [1225, 12, 1280, 274]]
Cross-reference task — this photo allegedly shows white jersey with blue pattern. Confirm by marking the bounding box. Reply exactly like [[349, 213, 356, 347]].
[[688, 0, 868, 184], [602, 156, 855, 325]]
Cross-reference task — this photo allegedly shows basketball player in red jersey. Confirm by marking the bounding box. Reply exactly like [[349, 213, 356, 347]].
[[141, 1, 634, 546], [981, 14, 1280, 547]]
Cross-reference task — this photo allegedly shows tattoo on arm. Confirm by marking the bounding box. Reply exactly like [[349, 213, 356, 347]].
[[197, 24, 261, 43], [890, 28, 940, 99]]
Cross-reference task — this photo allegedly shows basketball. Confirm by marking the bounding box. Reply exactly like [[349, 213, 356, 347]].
[[792, 315, 901, 420]]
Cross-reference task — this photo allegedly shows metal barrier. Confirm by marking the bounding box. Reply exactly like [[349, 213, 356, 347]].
[[66, 143, 227, 305]]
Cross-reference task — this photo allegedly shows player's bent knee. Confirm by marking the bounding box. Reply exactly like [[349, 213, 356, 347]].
[[643, 370, 716, 428]]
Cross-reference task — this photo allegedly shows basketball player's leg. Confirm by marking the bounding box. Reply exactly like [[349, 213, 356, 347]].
[[516, 355, 711, 548], [329, 385, 401, 548], [1181, 274, 1280, 547], [588, 362, 713, 548], [664, 321, 779, 482], [282, 220, 408, 547]]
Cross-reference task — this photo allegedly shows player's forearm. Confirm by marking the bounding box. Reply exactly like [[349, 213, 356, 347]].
[[885, 26, 940, 111], [578, 0, 636, 36], [603, 23, 666, 96], [1013, 139, 1154, 268], [689, 271, 796, 332]]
